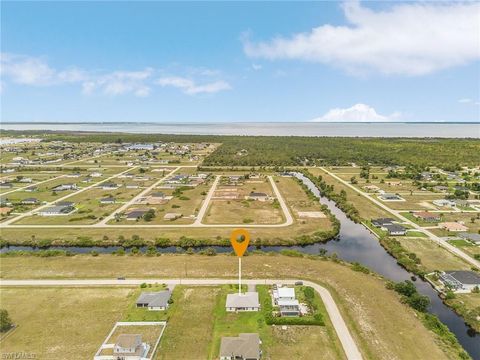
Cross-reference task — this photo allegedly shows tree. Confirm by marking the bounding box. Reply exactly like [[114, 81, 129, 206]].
[[406, 293, 430, 312], [350, 176, 358, 184], [394, 280, 417, 297], [0, 309, 13, 332]]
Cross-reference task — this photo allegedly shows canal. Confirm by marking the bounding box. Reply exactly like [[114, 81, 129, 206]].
[[2, 172, 479, 358]]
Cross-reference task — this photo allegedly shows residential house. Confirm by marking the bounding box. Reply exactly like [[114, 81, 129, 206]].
[[21, 198, 39, 205], [434, 185, 449, 192], [363, 185, 380, 192], [272, 286, 301, 317], [90, 172, 102, 177], [99, 182, 119, 190], [136, 290, 172, 311], [382, 224, 407, 236], [163, 212, 182, 221], [439, 222, 468, 232], [37, 204, 75, 216], [126, 209, 148, 220], [113, 334, 148, 360], [125, 143, 155, 151], [126, 183, 140, 189], [219, 333, 261, 360], [379, 193, 404, 201], [433, 199, 456, 208], [226, 292, 260, 312], [412, 212, 440, 222], [100, 197, 116, 204], [0, 207, 13, 216], [453, 199, 470, 208], [371, 218, 395, 227], [18, 177, 33, 183], [439, 271, 480, 293], [24, 185, 38, 192], [458, 233, 480, 245], [52, 183, 78, 191]]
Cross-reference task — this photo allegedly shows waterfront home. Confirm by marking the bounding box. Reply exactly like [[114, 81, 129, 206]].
[[439, 271, 480, 293]]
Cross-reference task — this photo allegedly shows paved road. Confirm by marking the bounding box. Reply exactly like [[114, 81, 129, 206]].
[[1, 167, 136, 226], [95, 166, 180, 225], [268, 175, 294, 226], [319, 167, 480, 269], [193, 175, 220, 225], [0, 277, 362, 360]]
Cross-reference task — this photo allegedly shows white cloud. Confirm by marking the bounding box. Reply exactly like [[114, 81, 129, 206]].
[[1, 53, 56, 85], [251, 63, 262, 71], [1, 53, 230, 97], [311, 103, 401, 122], [156, 76, 231, 95], [244, 1, 480, 76], [85, 68, 154, 97]]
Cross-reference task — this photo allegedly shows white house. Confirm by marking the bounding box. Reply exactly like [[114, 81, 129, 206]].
[[273, 287, 295, 304], [112, 334, 149, 360]]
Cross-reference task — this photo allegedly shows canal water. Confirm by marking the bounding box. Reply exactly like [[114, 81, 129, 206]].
[[2, 173, 479, 357]]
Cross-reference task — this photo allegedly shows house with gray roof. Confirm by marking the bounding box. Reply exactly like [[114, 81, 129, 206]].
[[21, 198, 39, 205], [458, 233, 480, 245], [126, 209, 148, 220], [219, 333, 261, 360], [439, 271, 480, 293], [37, 204, 75, 216], [136, 290, 172, 311], [226, 292, 260, 312]]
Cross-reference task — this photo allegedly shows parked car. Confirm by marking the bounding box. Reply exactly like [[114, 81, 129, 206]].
[[295, 281, 303, 286]]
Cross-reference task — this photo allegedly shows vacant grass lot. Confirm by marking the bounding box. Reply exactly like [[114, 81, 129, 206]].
[[0, 287, 131, 359], [157, 286, 219, 360], [308, 167, 393, 220], [396, 237, 471, 271], [205, 177, 284, 225], [377, 194, 445, 211], [0, 254, 458, 360]]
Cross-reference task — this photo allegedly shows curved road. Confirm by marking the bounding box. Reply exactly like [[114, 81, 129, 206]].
[[0, 277, 362, 360]]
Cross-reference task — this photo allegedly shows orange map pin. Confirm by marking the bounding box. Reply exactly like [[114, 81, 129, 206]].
[[230, 228, 250, 257]]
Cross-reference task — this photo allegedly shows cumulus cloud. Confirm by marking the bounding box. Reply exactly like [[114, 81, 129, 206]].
[[1, 53, 57, 85], [311, 103, 400, 122], [244, 1, 480, 76], [156, 76, 231, 95], [1, 53, 230, 97], [83, 69, 154, 97]]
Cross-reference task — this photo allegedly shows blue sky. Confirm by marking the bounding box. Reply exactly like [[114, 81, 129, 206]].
[[1, 1, 479, 123]]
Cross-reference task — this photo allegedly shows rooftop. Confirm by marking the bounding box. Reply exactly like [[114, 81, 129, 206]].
[[219, 333, 260, 360], [226, 292, 260, 308]]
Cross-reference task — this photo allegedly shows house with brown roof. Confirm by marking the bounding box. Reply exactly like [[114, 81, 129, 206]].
[[412, 212, 440, 222], [219, 333, 261, 360], [439, 222, 468, 232]]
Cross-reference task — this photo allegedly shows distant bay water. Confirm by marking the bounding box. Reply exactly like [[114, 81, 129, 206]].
[[1, 122, 479, 138]]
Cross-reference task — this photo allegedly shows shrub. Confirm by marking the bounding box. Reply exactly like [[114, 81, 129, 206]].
[[0, 309, 13, 332]]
